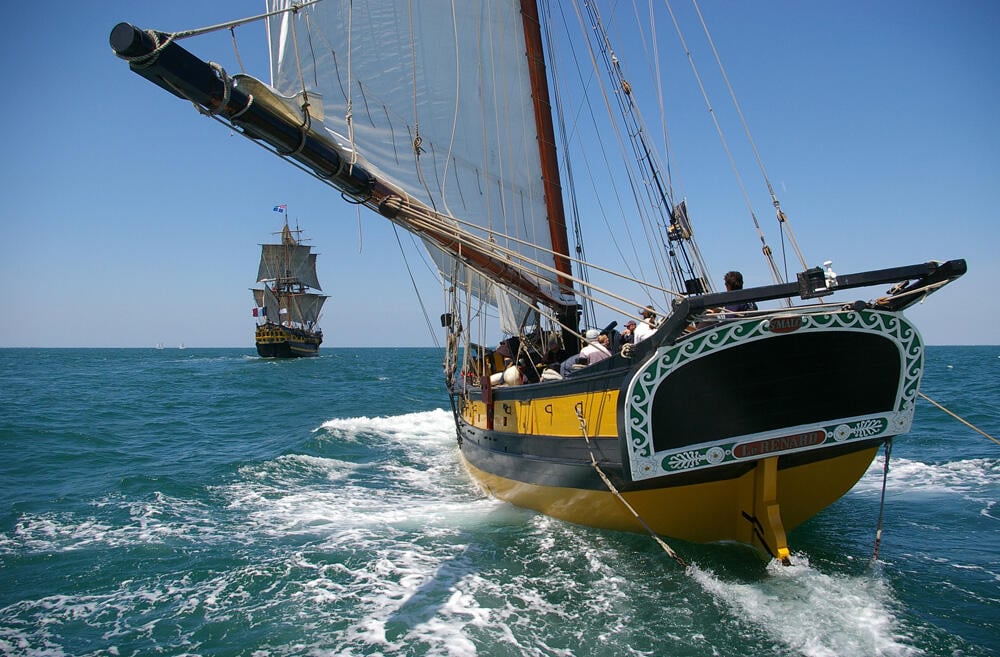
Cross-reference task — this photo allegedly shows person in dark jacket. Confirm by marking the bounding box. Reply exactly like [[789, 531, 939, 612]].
[[723, 270, 758, 315]]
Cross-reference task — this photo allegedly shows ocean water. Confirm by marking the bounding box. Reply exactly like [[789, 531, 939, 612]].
[[0, 346, 996, 657]]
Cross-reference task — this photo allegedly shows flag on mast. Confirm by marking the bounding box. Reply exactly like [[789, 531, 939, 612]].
[[273, 204, 286, 213]]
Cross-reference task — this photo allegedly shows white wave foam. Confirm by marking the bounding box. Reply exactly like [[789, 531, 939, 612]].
[[691, 556, 921, 657], [854, 456, 999, 501], [220, 412, 502, 543], [316, 408, 456, 444], [0, 493, 222, 555]]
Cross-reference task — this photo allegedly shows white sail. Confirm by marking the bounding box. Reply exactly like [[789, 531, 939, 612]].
[[266, 0, 567, 311], [306, 253, 321, 291], [252, 287, 280, 317]]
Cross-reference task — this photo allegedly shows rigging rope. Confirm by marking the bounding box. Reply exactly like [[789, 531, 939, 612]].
[[567, 2, 676, 302], [228, 27, 246, 74], [870, 393, 997, 563], [392, 224, 442, 351], [690, 0, 811, 276], [391, 196, 687, 300], [870, 438, 893, 563], [170, 0, 322, 41], [119, 0, 324, 67], [919, 392, 1000, 445], [392, 202, 672, 330], [661, 0, 785, 288], [574, 404, 688, 569]]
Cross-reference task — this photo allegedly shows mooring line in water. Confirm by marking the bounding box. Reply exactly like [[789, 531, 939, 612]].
[[919, 392, 999, 446], [574, 404, 688, 569], [870, 438, 893, 564], [871, 393, 996, 564]]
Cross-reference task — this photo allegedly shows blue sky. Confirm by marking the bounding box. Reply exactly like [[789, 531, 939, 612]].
[[0, 1, 996, 348]]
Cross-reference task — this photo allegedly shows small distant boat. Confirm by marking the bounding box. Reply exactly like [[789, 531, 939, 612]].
[[251, 218, 326, 358], [155, 343, 164, 350]]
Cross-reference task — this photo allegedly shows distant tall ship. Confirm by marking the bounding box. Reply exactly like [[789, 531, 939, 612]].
[[252, 218, 326, 358]]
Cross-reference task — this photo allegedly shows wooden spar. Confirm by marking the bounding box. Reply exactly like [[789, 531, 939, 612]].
[[110, 22, 572, 311], [370, 188, 568, 309], [519, 0, 573, 295]]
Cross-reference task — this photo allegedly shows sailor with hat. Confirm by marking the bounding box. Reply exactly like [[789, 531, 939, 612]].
[[556, 328, 612, 378], [579, 328, 612, 365]]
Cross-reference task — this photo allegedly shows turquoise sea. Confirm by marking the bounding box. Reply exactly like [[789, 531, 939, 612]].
[[1, 346, 997, 656]]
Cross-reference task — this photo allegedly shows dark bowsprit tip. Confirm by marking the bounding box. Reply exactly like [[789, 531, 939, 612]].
[[109, 22, 148, 58]]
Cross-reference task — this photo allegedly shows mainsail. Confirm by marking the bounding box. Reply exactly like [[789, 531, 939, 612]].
[[252, 287, 325, 327], [265, 0, 574, 322]]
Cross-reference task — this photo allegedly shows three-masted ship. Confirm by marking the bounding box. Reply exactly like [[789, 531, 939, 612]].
[[252, 220, 326, 358], [111, 1, 965, 562]]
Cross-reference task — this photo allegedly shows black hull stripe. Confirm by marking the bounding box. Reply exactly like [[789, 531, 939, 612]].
[[458, 416, 883, 492]]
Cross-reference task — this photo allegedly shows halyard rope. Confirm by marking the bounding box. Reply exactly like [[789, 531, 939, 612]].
[[574, 403, 688, 568]]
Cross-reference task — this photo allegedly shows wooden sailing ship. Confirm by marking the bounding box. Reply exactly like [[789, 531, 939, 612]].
[[252, 219, 325, 358], [111, 1, 965, 561]]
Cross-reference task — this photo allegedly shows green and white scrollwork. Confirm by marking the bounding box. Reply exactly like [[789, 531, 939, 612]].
[[623, 309, 923, 481]]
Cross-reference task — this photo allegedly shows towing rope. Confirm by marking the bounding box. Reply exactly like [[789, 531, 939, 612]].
[[574, 403, 687, 568]]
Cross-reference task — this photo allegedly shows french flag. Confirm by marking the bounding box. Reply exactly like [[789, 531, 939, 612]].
[[252, 307, 267, 317], [273, 204, 286, 213]]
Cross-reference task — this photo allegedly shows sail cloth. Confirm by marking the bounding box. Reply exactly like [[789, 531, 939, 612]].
[[256, 243, 322, 290], [265, 0, 570, 315], [285, 292, 326, 326], [252, 287, 326, 326]]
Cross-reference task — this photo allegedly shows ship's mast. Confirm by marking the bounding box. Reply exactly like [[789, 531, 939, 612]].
[[520, 0, 580, 348]]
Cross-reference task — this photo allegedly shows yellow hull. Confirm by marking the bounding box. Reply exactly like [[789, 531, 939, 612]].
[[460, 443, 879, 560], [454, 308, 927, 560]]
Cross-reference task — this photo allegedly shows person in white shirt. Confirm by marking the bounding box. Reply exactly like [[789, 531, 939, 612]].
[[560, 328, 611, 377], [633, 305, 657, 342], [579, 328, 612, 364]]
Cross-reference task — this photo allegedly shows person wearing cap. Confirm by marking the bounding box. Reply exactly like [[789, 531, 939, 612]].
[[620, 319, 637, 345], [634, 305, 657, 343], [579, 328, 612, 365], [557, 328, 611, 377]]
